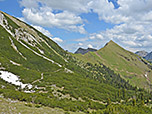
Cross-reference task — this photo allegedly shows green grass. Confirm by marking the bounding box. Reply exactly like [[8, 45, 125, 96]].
[[0, 96, 84, 114], [0, 11, 152, 113], [74, 40, 152, 90]]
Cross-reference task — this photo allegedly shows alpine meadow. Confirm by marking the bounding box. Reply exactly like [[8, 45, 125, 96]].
[[0, 0, 152, 114]]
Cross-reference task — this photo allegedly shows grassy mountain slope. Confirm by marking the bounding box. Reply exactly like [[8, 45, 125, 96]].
[[0, 96, 69, 114], [0, 10, 124, 111], [74, 40, 152, 90], [0, 11, 152, 113]]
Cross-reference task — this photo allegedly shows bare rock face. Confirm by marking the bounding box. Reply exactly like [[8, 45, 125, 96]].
[[145, 52, 152, 61], [135, 51, 148, 58], [75, 48, 97, 55]]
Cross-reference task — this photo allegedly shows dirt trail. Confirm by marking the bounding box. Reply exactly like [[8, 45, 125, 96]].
[[32, 73, 43, 84], [95, 52, 102, 59]]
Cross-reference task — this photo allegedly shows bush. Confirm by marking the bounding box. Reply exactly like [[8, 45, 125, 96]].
[[25, 103, 32, 107], [35, 104, 41, 108]]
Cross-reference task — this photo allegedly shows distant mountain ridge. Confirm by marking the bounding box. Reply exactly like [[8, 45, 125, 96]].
[[135, 50, 148, 57], [135, 50, 152, 62], [75, 47, 97, 54], [0, 10, 152, 113], [74, 40, 152, 90], [145, 52, 152, 61]]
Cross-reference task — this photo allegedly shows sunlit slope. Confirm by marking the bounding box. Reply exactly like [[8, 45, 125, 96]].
[[74, 40, 152, 89], [0, 11, 71, 84], [0, 11, 123, 103]]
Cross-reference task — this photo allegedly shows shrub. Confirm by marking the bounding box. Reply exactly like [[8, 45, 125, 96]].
[[35, 104, 41, 108], [25, 103, 32, 107]]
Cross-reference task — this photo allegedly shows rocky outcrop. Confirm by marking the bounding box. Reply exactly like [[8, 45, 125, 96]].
[[135, 51, 148, 58], [145, 52, 152, 61]]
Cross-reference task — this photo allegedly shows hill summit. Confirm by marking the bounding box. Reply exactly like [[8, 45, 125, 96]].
[[74, 40, 152, 90]]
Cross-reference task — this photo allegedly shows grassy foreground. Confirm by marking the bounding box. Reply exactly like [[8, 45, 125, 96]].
[[0, 95, 83, 114]]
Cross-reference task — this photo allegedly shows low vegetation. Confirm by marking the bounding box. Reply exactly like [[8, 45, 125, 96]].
[[0, 11, 152, 113]]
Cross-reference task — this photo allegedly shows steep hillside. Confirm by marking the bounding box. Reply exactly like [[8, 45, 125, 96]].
[[74, 40, 152, 90], [0, 11, 152, 113], [0, 10, 71, 86]]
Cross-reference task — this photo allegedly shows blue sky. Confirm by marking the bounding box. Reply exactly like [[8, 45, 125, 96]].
[[0, 0, 152, 52]]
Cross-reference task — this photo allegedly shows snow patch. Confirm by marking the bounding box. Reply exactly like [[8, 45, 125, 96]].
[[64, 68, 73, 73], [24, 90, 35, 93], [0, 67, 5, 70], [0, 12, 15, 37], [145, 73, 148, 78], [0, 71, 32, 89], [10, 60, 21, 66], [19, 41, 62, 67]]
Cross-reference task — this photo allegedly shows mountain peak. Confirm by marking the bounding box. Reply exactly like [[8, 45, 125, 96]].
[[104, 40, 118, 48], [108, 40, 116, 44]]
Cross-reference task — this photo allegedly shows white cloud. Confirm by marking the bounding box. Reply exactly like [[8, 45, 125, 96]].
[[19, 0, 88, 34], [52, 37, 63, 43], [19, 0, 152, 52], [32, 25, 63, 43], [88, 0, 152, 52], [78, 43, 83, 46], [88, 44, 93, 48], [32, 25, 52, 38], [89, 35, 95, 39], [75, 20, 152, 52], [22, 8, 86, 34], [17, 17, 26, 22], [96, 34, 103, 39], [19, 0, 38, 8], [38, 0, 92, 14], [90, 0, 152, 24]]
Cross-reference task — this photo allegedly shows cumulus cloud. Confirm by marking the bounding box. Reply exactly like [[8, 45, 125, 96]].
[[38, 0, 92, 14], [89, 0, 152, 24], [88, 44, 93, 48], [32, 25, 52, 38], [19, 0, 87, 34], [17, 17, 26, 22], [32, 25, 63, 43], [96, 34, 104, 39], [78, 43, 83, 46], [88, 0, 152, 52], [22, 8, 86, 34], [19, 0, 38, 8], [80, 21, 152, 52], [52, 37, 63, 43], [19, 0, 152, 52]]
